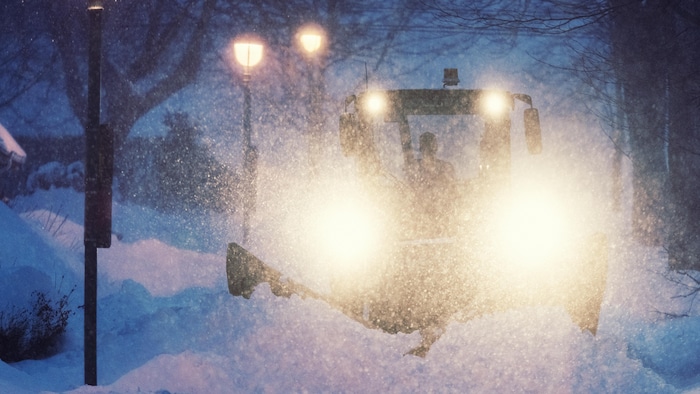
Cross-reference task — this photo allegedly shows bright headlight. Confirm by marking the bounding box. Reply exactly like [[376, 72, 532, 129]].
[[304, 187, 388, 281], [314, 200, 382, 264], [364, 91, 387, 116], [482, 91, 509, 118], [493, 186, 576, 272]]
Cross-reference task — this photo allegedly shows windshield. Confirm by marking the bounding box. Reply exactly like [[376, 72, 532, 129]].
[[373, 114, 486, 181]]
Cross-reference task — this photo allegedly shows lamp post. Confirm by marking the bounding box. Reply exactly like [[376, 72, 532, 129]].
[[231, 37, 263, 245], [84, 0, 114, 386], [296, 24, 326, 175]]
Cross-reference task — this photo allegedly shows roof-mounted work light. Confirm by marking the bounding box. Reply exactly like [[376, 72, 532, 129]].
[[443, 68, 460, 87]]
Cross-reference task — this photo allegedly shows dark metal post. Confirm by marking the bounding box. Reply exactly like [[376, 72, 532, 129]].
[[84, 1, 104, 386], [242, 77, 252, 147], [297, 27, 326, 176], [307, 63, 323, 175], [83, 245, 97, 386], [241, 76, 257, 245]]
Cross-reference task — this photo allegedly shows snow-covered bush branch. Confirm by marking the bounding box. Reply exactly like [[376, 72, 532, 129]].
[[26, 161, 84, 193], [0, 287, 75, 363]]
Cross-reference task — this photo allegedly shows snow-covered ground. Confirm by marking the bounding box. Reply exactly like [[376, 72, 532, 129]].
[[3, 187, 700, 393]]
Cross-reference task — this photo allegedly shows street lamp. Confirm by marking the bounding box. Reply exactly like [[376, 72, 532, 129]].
[[300, 33, 322, 54], [233, 41, 263, 82], [295, 24, 327, 174], [230, 36, 264, 245], [297, 23, 326, 58], [84, 0, 114, 387], [87, 0, 103, 10]]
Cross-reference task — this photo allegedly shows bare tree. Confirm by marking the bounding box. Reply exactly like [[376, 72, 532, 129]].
[[663, 2, 700, 269], [0, 2, 68, 133], [607, 0, 671, 245], [2, 0, 471, 201], [604, 1, 700, 259], [41, 0, 218, 197]]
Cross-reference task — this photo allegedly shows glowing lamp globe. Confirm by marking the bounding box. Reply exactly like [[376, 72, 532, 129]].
[[297, 24, 326, 56], [233, 41, 264, 69]]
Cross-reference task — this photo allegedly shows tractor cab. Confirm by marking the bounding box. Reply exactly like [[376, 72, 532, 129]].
[[338, 72, 542, 241]]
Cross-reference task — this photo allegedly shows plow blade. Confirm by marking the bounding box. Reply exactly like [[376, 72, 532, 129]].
[[227, 242, 320, 300], [226, 233, 609, 356], [226, 242, 369, 325]]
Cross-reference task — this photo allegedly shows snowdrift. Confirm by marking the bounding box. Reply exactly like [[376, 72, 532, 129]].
[[1, 189, 700, 393]]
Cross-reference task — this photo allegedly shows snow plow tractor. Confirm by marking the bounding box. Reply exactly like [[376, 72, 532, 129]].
[[227, 69, 608, 356]]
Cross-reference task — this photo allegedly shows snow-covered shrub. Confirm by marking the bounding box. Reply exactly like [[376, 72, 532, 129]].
[[66, 161, 85, 192], [0, 288, 75, 363], [26, 161, 85, 193], [26, 161, 66, 192], [154, 112, 235, 213]]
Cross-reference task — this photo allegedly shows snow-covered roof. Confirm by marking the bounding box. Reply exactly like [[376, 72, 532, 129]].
[[0, 122, 26, 170]]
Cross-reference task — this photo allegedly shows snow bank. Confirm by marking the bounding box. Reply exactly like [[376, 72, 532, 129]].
[[0, 361, 40, 394], [68, 351, 236, 394], [631, 317, 700, 388], [3, 188, 700, 393], [99, 239, 223, 297], [0, 202, 80, 319]]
